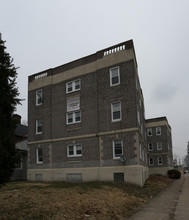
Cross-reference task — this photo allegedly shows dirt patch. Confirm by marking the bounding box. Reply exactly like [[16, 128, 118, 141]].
[[0, 175, 173, 220]]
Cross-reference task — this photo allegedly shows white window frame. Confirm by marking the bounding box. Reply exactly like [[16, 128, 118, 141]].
[[157, 142, 162, 150], [139, 144, 142, 159], [147, 128, 152, 136], [137, 110, 140, 124], [110, 66, 120, 86], [111, 101, 121, 122], [36, 89, 43, 106], [66, 79, 81, 94], [66, 111, 81, 124], [148, 143, 153, 151], [36, 119, 42, 134], [67, 144, 82, 157], [113, 140, 123, 159], [156, 127, 161, 135], [149, 157, 154, 165], [36, 148, 43, 164], [158, 157, 163, 165]]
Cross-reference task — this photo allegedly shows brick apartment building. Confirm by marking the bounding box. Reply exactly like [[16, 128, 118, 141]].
[[146, 117, 173, 175], [27, 40, 173, 186]]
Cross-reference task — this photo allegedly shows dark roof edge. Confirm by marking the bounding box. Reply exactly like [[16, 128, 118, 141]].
[[145, 116, 171, 130], [28, 39, 136, 83]]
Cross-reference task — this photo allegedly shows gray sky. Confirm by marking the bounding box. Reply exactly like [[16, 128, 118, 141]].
[[1, 0, 189, 160]]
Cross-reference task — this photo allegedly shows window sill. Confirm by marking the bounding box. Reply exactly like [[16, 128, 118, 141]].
[[110, 83, 120, 87], [66, 89, 80, 94], [112, 119, 122, 123], [67, 155, 82, 158], [66, 160, 82, 163], [113, 157, 121, 160], [66, 121, 81, 125], [36, 132, 42, 135]]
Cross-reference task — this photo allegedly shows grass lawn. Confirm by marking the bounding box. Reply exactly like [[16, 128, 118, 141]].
[[0, 175, 172, 220]]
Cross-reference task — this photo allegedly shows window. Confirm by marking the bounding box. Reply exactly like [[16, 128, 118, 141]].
[[67, 144, 82, 157], [36, 120, 42, 134], [111, 102, 121, 122], [157, 142, 162, 150], [158, 157, 163, 165], [36, 89, 43, 106], [66, 97, 81, 124], [36, 148, 43, 164], [147, 128, 152, 136], [113, 140, 123, 159], [149, 158, 154, 165], [156, 127, 161, 135], [148, 143, 153, 151], [110, 66, 120, 86], [67, 111, 81, 124], [66, 79, 81, 93]]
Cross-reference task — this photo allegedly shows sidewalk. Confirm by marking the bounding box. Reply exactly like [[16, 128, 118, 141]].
[[129, 174, 189, 220], [174, 174, 189, 220]]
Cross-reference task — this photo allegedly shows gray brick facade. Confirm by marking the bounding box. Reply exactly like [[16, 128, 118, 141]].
[[146, 117, 173, 172], [27, 40, 172, 185]]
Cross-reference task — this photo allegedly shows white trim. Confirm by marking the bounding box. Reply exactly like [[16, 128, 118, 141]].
[[36, 148, 43, 164], [149, 157, 154, 165], [67, 144, 82, 157], [36, 89, 43, 106], [66, 79, 81, 94], [113, 139, 123, 159], [111, 101, 122, 122], [158, 157, 163, 165], [110, 66, 120, 86], [147, 128, 152, 136], [148, 143, 153, 151], [157, 142, 162, 150], [156, 127, 161, 135], [36, 120, 42, 134], [66, 111, 81, 125]]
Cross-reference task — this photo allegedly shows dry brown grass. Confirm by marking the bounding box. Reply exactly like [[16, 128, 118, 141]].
[[0, 175, 173, 220]]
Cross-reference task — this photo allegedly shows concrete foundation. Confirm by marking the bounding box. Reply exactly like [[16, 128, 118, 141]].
[[27, 165, 149, 187], [149, 166, 173, 176]]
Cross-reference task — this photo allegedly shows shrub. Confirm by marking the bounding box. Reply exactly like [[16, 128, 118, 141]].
[[167, 169, 181, 179]]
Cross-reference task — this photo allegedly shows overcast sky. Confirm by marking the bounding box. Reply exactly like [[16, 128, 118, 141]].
[[1, 0, 189, 160]]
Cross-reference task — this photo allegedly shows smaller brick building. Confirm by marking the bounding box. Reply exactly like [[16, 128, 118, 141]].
[[146, 117, 173, 175]]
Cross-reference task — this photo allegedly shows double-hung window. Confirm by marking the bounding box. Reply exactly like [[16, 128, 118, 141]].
[[156, 127, 161, 135], [67, 144, 82, 157], [110, 66, 120, 86], [147, 128, 152, 136], [158, 157, 163, 165], [66, 79, 81, 93], [36, 89, 43, 106], [66, 97, 81, 124], [67, 111, 81, 124], [148, 143, 153, 151], [157, 142, 162, 150], [149, 157, 154, 165], [113, 140, 123, 159], [36, 148, 43, 164], [36, 119, 42, 134], [111, 102, 121, 122]]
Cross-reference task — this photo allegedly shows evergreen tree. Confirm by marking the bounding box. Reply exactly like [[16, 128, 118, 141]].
[[0, 33, 21, 186]]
